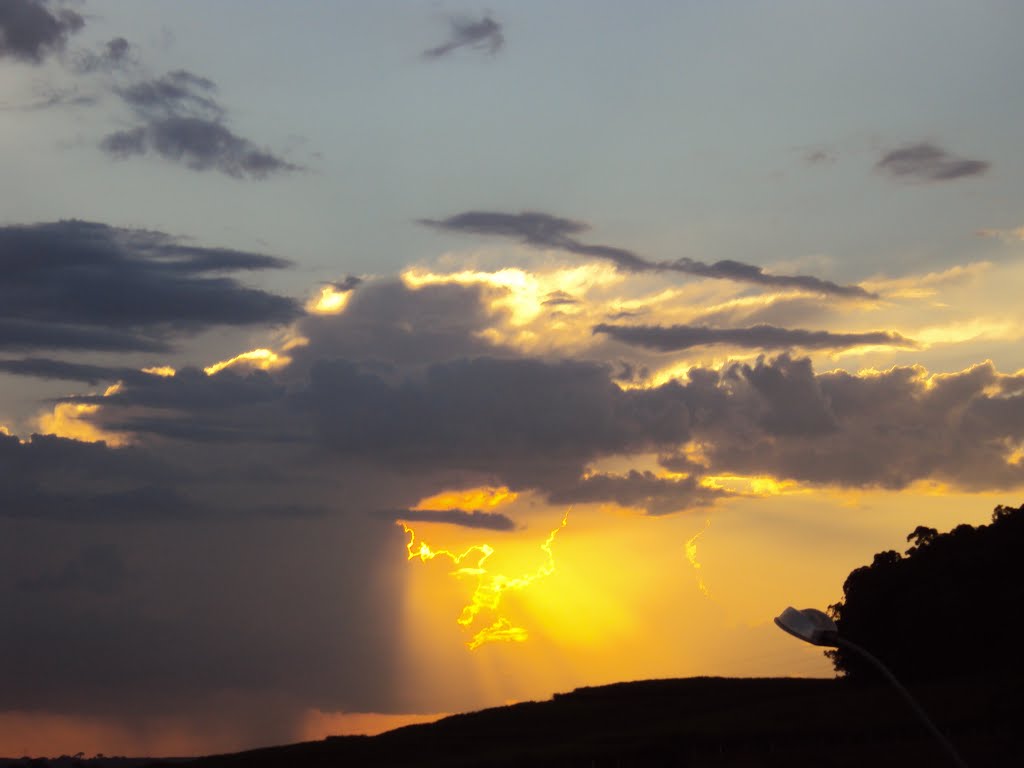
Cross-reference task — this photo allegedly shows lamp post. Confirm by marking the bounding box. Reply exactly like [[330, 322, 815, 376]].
[[774, 606, 968, 768]]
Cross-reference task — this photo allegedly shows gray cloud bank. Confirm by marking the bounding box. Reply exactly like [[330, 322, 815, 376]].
[[0, 0, 82, 63], [877, 142, 989, 182], [421, 211, 874, 298], [0, 220, 299, 354], [423, 14, 504, 58], [594, 323, 916, 352]]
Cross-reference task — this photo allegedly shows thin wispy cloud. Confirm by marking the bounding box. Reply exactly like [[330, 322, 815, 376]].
[[376, 508, 516, 531], [594, 323, 916, 352], [977, 225, 1024, 242], [423, 13, 504, 59], [876, 142, 989, 182], [421, 210, 875, 298]]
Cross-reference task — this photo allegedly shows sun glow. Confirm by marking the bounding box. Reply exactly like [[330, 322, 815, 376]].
[[413, 486, 518, 511], [700, 474, 804, 496], [399, 512, 569, 650], [306, 283, 354, 314]]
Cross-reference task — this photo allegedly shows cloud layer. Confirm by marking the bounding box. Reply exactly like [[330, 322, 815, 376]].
[[594, 323, 916, 352], [421, 211, 874, 298], [0, 220, 300, 354]]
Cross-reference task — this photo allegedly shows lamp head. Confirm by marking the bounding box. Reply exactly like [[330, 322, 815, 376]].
[[774, 606, 840, 647]]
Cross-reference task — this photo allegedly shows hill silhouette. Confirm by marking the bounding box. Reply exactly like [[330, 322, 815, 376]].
[[145, 674, 1012, 767]]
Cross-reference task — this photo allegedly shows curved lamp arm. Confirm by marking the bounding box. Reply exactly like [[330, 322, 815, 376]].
[[774, 607, 968, 768]]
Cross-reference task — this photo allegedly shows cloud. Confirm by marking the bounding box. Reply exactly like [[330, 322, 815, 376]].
[[420, 211, 874, 298], [73, 36, 133, 73], [0, 0, 83, 63], [376, 508, 516, 531], [802, 148, 837, 166], [876, 142, 989, 182], [0, 356, 150, 383], [423, 13, 504, 59], [977, 226, 1024, 243], [0, 220, 300, 353], [101, 70, 299, 178], [593, 323, 916, 352], [686, 355, 1024, 489], [547, 470, 728, 516]]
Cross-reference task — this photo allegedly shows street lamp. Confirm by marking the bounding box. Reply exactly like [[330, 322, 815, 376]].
[[774, 607, 968, 768]]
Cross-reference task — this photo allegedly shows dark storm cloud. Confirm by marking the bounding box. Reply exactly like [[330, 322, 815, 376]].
[[687, 356, 1024, 489], [0, 432, 202, 523], [423, 13, 504, 58], [376, 507, 516, 531], [300, 356, 693, 489], [0, 220, 300, 353], [293, 279, 501, 369], [0, 356, 152, 383], [594, 323, 916, 352], [17, 544, 128, 593], [0, 318, 170, 353], [1, 483, 202, 522], [0, 0, 83, 63], [548, 470, 728, 516], [421, 211, 875, 298], [876, 142, 989, 182], [102, 70, 299, 178]]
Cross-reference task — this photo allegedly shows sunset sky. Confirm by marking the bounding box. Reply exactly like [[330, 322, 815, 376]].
[[3, 0, 1024, 758]]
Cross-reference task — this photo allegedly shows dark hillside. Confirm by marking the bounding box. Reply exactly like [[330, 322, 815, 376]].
[[168, 675, 1015, 767]]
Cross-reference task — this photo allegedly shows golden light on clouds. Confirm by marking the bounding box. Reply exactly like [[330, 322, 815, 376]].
[[142, 365, 177, 377], [204, 348, 290, 376], [413, 486, 518, 511], [700, 474, 805, 497], [912, 318, 1018, 346], [35, 383, 127, 446], [306, 283, 354, 315], [861, 261, 991, 299], [399, 512, 569, 650], [401, 263, 625, 351]]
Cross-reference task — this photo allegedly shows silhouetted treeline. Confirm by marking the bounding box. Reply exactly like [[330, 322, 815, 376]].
[[827, 502, 1024, 682]]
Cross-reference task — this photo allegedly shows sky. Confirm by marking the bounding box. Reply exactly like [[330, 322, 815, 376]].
[[2, 0, 1024, 758]]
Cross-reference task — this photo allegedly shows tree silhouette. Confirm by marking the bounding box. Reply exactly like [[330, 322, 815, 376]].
[[827, 503, 1024, 682]]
